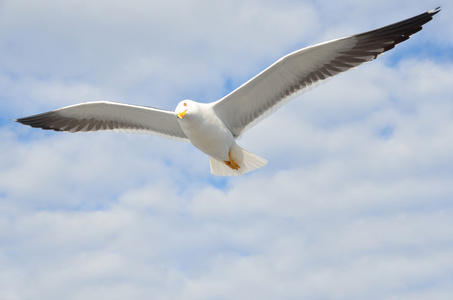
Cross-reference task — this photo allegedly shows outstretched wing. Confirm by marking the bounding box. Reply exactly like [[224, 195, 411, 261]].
[[213, 8, 440, 138], [15, 101, 188, 141]]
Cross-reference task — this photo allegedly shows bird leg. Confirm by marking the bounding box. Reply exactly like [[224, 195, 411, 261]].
[[224, 150, 240, 170]]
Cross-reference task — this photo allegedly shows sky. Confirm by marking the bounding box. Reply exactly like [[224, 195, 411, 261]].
[[1, 0, 452, 299]]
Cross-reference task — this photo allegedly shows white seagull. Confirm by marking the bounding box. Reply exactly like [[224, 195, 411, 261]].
[[16, 8, 440, 176]]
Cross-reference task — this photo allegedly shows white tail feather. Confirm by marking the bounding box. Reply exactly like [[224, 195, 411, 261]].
[[209, 146, 267, 176]]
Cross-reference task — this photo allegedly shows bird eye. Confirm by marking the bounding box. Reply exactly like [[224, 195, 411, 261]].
[[183, 102, 187, 107]]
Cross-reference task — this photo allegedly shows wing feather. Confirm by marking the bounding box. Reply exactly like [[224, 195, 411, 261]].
[[15, 101, 188, 141], [213, 8, 440, 138]]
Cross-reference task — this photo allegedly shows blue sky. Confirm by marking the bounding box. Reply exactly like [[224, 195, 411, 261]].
[[1, 0, 453, 299]]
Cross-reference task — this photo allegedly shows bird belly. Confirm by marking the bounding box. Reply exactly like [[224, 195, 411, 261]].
[[180, 117, 234, 161]]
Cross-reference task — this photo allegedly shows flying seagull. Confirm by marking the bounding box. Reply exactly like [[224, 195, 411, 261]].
[[15, 8, 440, 176]]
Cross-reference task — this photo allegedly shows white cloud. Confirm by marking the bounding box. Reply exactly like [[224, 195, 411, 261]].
[[1, 0, 452, 299]]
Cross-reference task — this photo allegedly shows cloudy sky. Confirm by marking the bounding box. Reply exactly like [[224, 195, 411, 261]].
[[1, 0, 452, 299]]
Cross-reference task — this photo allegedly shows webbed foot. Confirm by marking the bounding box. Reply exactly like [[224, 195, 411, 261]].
[[224, 150, 241, 170]]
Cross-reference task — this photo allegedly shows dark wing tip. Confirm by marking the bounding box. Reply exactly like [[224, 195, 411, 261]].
[[430, 7, 441, 15], [345, 7, 441, 62], [15, 112, 65, 132]]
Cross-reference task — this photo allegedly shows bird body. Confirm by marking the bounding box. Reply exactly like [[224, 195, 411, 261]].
[[15, 8, 440, 176], [175, 100, 268, 175], [176, 100, 233, 162]]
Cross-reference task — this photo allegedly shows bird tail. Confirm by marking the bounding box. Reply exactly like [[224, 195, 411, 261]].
[[209, 146, 267, 176]]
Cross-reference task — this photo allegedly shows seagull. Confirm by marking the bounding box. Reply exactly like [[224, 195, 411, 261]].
[[15, 8, 440, 176]]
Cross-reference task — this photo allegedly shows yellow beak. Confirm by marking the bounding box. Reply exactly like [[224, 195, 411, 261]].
[[177, 109, 187, 119]]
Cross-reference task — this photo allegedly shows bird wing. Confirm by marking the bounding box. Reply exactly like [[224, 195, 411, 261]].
[[213, 7, 440, 138], [15, 101, 188, 141]]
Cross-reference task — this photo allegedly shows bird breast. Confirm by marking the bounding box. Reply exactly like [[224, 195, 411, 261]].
[[178, 106, 234, 161]]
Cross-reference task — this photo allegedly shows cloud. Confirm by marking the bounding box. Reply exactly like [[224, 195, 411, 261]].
[[1, 0, 452, 299]]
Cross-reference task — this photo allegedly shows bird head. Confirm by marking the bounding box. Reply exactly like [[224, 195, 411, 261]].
[[175, 100, 193, 119]]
